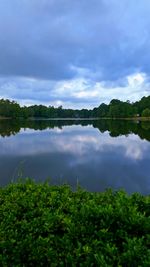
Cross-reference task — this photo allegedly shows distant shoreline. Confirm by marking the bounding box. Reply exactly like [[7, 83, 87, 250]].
[[0, 116, 150, 121]]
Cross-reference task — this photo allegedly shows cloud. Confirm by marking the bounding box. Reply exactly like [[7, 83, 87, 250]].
[[0, 72, 149, 108], [0, 0, 150, 106]]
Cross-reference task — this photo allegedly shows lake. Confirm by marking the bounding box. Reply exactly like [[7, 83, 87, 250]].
[[0, 119, 150, 194]]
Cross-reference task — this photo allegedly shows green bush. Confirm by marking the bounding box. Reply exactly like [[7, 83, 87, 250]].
[[0, 180, 150, 266]]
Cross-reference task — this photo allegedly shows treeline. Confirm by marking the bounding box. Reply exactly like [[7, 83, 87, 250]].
[[0, 99, 91, 119], [93, 96, 150, 118], [0, 96, 150, 118]]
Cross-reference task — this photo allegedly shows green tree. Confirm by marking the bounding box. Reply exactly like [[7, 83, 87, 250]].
[[142, 108, 150, 117]]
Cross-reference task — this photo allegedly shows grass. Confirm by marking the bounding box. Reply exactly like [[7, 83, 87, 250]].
[[0, 179, 150, 266]]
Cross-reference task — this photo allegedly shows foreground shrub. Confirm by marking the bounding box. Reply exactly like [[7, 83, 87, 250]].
[[0, 180, 150, 266]]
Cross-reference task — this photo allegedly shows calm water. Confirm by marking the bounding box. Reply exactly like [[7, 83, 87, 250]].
[[0, 119, 150, 194]]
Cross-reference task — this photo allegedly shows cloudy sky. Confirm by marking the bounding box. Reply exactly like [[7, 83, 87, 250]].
[[0, 0, 150, 108]]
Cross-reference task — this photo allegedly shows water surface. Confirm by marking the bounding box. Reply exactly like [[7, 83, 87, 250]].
[[0, 119, 150, 194]]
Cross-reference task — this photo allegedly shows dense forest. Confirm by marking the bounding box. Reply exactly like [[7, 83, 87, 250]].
[[0, 96, 150, 119]]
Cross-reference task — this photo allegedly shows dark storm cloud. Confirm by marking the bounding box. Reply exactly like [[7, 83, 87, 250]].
[[0, 0, 150, 107], [0, 0, 150, 81]]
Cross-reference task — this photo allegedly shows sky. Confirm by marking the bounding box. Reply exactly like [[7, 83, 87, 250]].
[[0, 0, 150, 109]]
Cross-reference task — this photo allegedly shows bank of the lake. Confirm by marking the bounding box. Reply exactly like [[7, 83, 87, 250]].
[[1, 180, 150, 266], [0, 116, 10, 120], [0, 116, 150, 121]]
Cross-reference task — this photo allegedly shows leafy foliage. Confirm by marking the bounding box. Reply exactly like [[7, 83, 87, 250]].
[[142, 108, 150, 117], [0, 180, 150, 266], [0, 99, 21, 118]]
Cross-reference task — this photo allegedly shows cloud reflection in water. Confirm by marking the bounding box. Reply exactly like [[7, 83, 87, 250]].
[[0, 125, 150, 194]]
